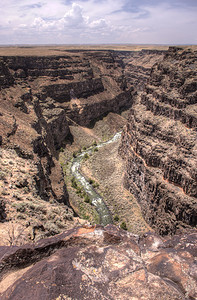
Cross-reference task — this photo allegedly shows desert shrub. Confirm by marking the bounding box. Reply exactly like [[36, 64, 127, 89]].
[[73, 151, 77, 158], [56, 220, 65, 229], [29, 203, 47, 214], [52, 207, 60, 214], [88, 178, 94, 184], [84, 153, 89, 160], [82, 146, 87, 151], [17, 213, 26, 220], [120, 221, 127, 231], [76, 187, 82, 195], [92, 182, 99, 188], [45, 222, 61, 236], [92, 141, 97, 146], [0, 199, 6, 220], [114, 215, 119, 222], [47, 211, 57, 220], [13, 202, 26, 213], [0, 171, 6, 180], [84, 194, 91, 204], [59, 147, 64, 153], [5, 220, 25, 246], [71, 176, 78, 189], [93, 147, 98, 152], [62, 211, 73, 221]]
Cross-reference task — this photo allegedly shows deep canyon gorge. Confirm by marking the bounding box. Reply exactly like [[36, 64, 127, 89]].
[[0, 46, 196, 299]]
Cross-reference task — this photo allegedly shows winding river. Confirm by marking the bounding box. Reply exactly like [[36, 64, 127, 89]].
[[71, 131, 122, 226]]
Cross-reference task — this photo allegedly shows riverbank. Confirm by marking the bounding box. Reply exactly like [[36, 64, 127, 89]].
[[59, 111, 151, 234], [80, 136, 151, 234], [59, 112, 127, 224]]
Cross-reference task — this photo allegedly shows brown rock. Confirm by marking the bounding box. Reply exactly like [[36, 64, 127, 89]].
[[0, 225, 196, 299]]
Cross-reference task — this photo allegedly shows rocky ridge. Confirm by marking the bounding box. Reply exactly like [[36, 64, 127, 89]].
[[120, 47, 197, 235]]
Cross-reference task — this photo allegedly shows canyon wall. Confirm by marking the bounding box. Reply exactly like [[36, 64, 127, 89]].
[[116, 49, 164, 91], [0, 48, 169, 239], [120, 47, 197, 235], [0, 49, 163, 208], [1, 51, 132, 127]]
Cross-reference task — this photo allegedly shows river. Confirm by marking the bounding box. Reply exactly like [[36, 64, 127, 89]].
[[71, 131, 122, 226]]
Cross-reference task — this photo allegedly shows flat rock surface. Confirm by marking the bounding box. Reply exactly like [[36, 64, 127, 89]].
[[0, 225, 196, 300]]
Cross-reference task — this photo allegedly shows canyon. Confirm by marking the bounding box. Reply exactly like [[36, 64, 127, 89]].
[[0, 45, 196, 299], [0, 46, 164, 241]]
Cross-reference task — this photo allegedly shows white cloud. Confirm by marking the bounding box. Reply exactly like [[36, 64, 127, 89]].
[[29, 2, 111, 41]]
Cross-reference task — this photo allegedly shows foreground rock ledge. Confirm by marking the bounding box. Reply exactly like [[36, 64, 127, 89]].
[[0, 225, 196, 299]]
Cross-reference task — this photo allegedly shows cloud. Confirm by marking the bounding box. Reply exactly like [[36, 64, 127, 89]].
[[31, 3, 87, 31], [30, 2, 110, 38], [0, 0, 196, 44]]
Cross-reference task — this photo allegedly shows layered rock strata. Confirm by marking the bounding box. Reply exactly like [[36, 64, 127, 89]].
[[0, 225, 196, 299], [116, 49, 164, 91], [1, 51, 132, 126], [120, 47, 197, 234]]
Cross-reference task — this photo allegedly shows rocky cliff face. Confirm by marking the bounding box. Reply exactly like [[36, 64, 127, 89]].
[[0, 225, 196, 300], [1, 51, 132, 126], [116, 49, 164, 91], [120, 47, 197, 235]]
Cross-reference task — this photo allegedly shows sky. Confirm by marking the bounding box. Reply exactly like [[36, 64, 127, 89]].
[[0, 0, 196, 45]]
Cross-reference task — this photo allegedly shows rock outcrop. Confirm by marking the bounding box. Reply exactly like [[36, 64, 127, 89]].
[[116, 49, 164, 91], [0, 199, 6, 221], [0, 225, 196, 300], [120, 47, 197, 235]]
